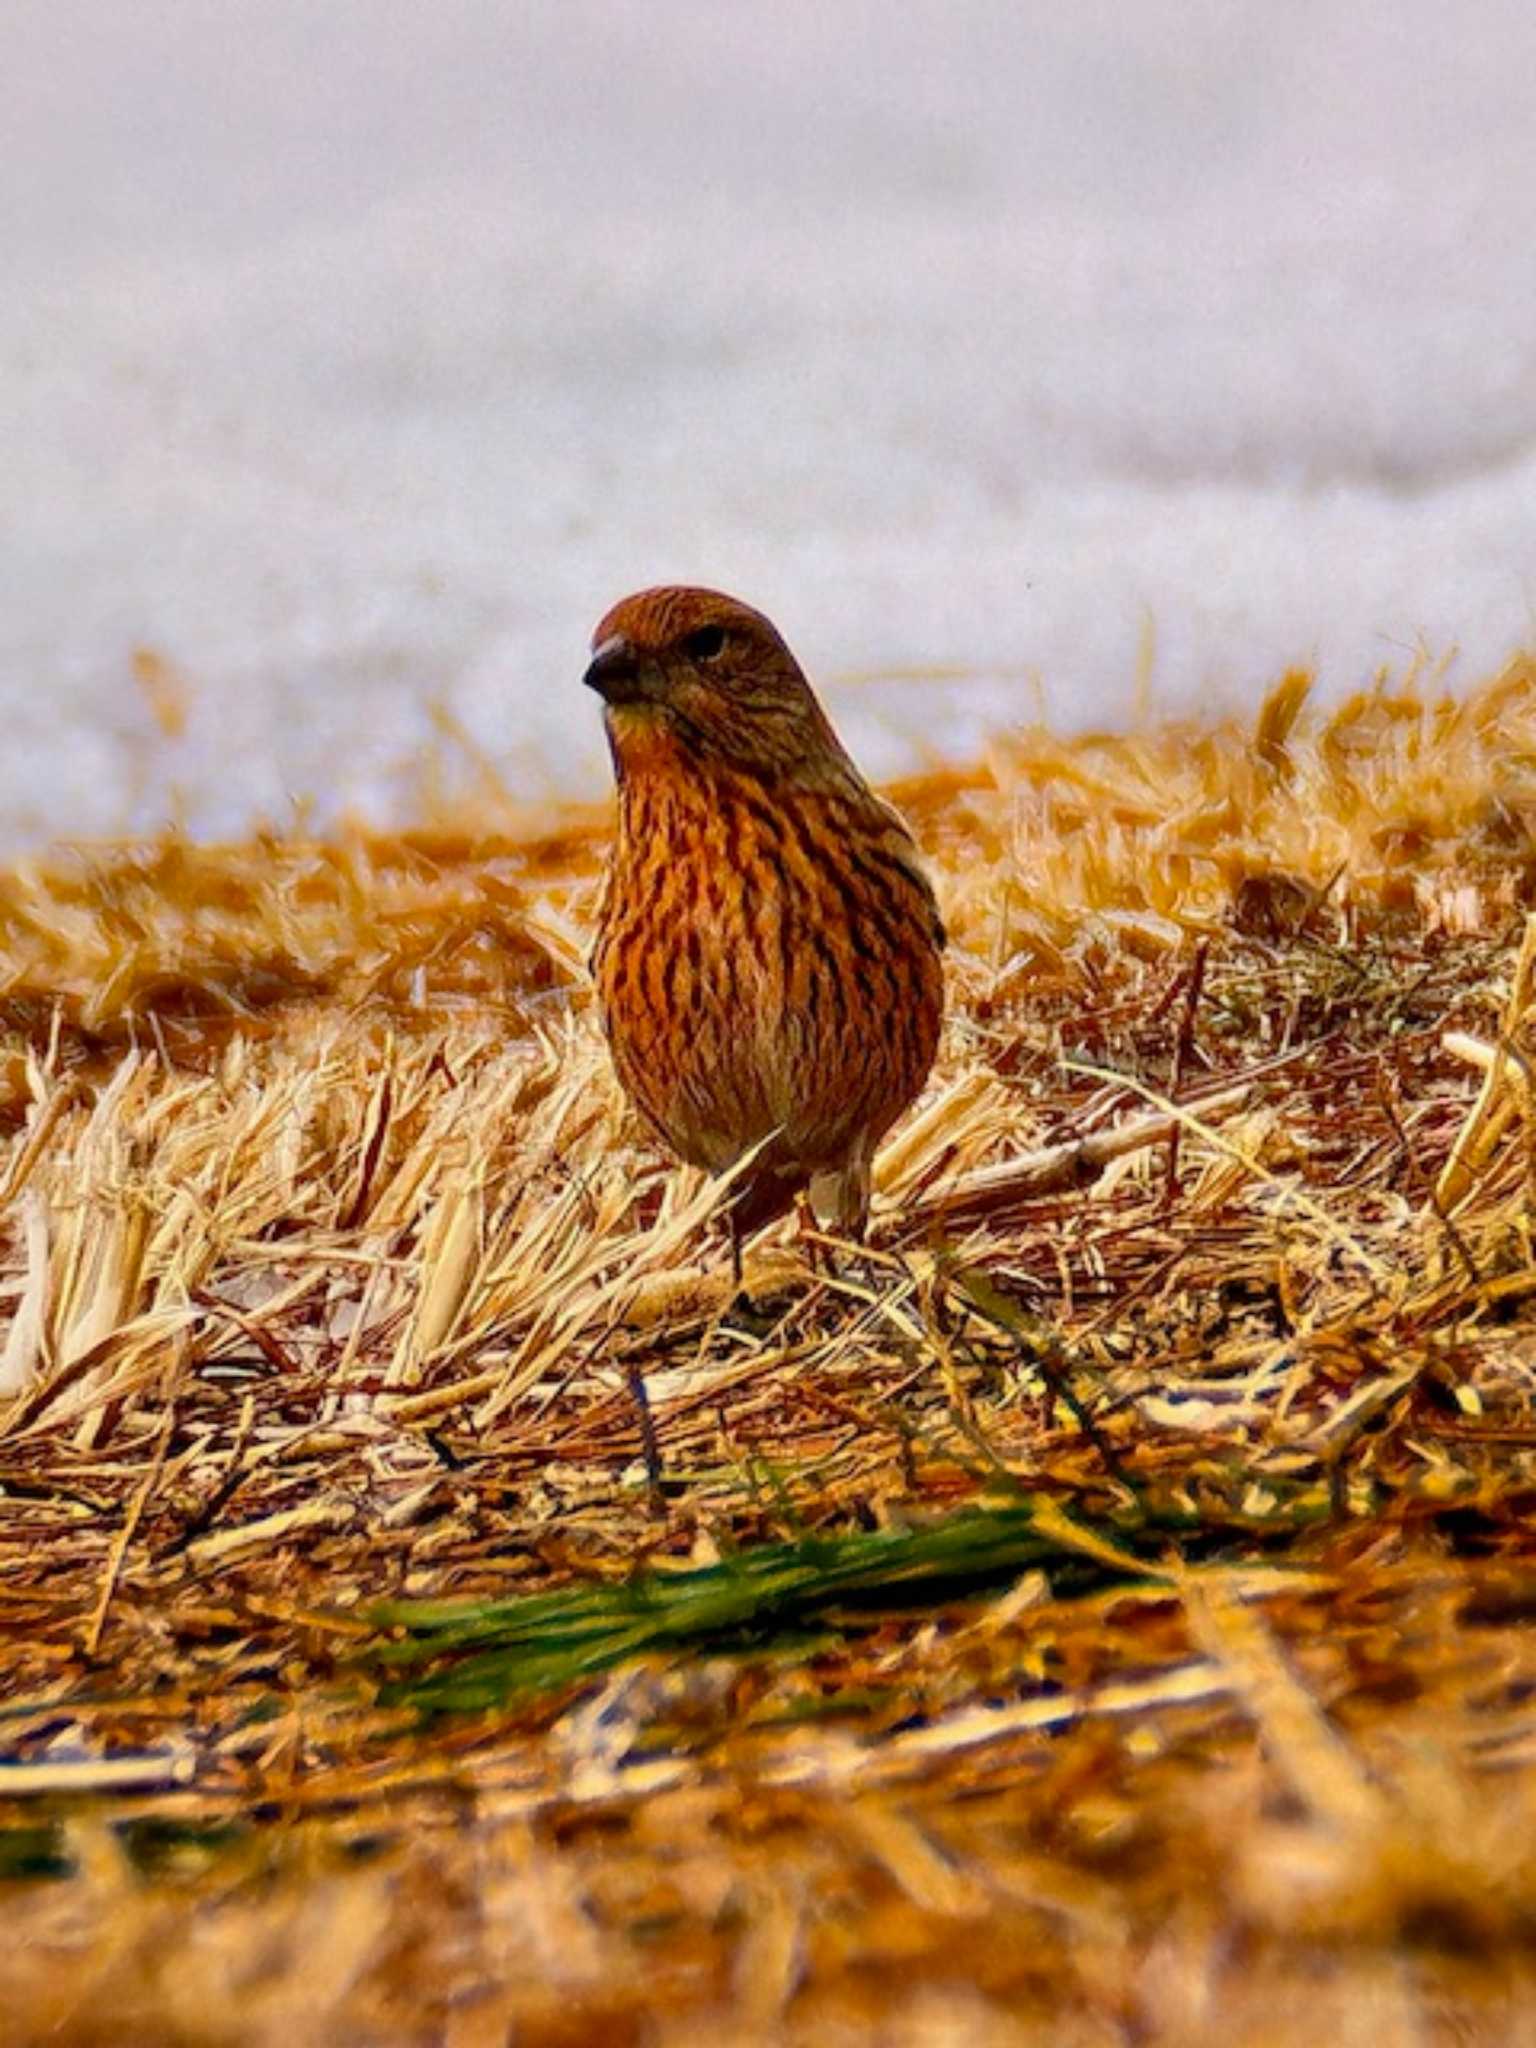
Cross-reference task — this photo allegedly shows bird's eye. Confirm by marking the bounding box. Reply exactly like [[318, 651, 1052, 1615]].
[[682, 624, 727, 661]]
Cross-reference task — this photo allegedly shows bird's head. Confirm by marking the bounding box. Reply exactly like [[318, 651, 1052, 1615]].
[[583, 586, 849, 785]]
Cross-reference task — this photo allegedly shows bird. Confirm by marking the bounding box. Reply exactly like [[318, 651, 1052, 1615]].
[[585, 585, 945, 1278]]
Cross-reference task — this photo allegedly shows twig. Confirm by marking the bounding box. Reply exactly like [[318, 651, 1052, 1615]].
[[625, 1354, 665, 1508], [81, 1399, 178, 1658], [1163, 938, 1209, 1207], [907, 1080, 1250, 1224]]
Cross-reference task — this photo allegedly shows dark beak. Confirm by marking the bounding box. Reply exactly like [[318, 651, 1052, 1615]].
[[582, 635, 647, 705]]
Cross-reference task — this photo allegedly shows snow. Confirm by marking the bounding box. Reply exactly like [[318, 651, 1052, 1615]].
[[5, 0, 1536, 842]]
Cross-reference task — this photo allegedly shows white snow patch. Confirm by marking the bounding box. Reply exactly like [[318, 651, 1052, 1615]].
[[4, 0, 1535, 842]]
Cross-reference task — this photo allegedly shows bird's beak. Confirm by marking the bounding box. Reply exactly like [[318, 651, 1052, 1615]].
[[583, 633, 648, 705]]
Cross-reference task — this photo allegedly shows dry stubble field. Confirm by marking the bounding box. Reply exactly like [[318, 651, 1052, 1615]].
[[6, 666, 1536, 2043]]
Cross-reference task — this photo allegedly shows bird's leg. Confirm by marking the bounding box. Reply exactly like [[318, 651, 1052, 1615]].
[[795, 1193, 837, 1276], [804, 1154, 874, 1281], [729, 1167, 832, 1318], [841, 1217, 885, 1297], [722, 1213, 781, 1334]]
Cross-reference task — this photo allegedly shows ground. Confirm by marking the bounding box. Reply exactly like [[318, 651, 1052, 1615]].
[[5, 664, 1536, 2044]]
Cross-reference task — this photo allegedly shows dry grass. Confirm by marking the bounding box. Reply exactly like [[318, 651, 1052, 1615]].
[[7, 660, 1536, 2041]]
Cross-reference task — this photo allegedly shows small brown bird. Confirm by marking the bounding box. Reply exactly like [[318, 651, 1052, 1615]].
[[586, 586, 944, 1269]]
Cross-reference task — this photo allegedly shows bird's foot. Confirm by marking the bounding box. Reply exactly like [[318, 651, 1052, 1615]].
[[723, 1247, 812, 1325]]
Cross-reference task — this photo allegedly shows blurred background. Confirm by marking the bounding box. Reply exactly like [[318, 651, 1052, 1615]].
[[5, 0, 1536, 843]]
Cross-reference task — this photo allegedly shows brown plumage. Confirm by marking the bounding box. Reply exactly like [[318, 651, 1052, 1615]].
[[586, 586, 945, 1254]]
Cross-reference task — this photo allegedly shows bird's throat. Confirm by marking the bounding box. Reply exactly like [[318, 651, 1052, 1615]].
[[603, 701, 696, 784]]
